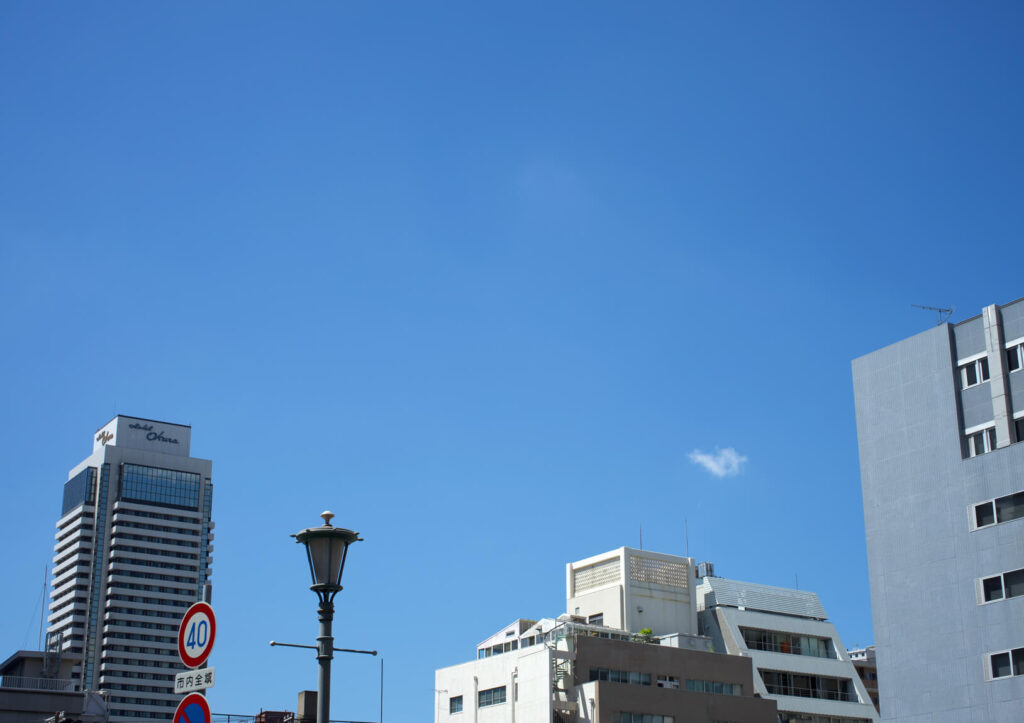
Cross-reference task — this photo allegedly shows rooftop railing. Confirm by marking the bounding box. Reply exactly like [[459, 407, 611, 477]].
[[0, 676, 78, 692]]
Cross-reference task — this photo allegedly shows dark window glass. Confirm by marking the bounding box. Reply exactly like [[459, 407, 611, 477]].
[[983, 576, 1004, 601], [62, 467, 98, 515], [1008, 347, 1021, 372], [965, 363, 978, 387], [980, 357, 990, 381], [976, 502, 996, 527], [449, 696, 463, 713], [996, 492, 1024, 523], [1016, 418, 1024, 444], [992, 652, 1011, 678], [1004, 569, 1024, 599], [1014, 649, 1024, 677], [120, 464, 201, 510]]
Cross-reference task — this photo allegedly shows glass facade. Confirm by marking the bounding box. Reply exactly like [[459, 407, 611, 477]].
[[83, 464, 110, 690], [120, 464, 201, 510], [62, 467, 97, 515]]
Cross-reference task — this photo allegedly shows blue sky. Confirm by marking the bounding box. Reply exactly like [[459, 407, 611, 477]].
[[2, 2, 1023, 721]]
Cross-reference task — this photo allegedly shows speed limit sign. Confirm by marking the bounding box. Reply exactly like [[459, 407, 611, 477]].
[[178, 602, 217, 669]]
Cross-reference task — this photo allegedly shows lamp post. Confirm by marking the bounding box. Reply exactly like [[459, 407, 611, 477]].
[[293, 511, 361, 723]]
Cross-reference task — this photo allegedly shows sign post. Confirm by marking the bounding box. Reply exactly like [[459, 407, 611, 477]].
[[174, 601, 217, 723]]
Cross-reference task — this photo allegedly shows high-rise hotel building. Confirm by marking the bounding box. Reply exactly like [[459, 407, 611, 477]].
[[47, 416, 213, 720]]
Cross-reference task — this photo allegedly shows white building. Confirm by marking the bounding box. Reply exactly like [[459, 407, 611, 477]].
[[47, 416, 213, 721], [697, 576, 879, 723], [436, 548, 777, 723]]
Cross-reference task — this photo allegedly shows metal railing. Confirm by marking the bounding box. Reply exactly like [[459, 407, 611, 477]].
[[763, 683, 851, 702], [0, 676, 77, 692]]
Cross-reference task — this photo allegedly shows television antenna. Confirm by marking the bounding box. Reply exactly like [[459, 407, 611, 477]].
[[911, 304, 954, 325]]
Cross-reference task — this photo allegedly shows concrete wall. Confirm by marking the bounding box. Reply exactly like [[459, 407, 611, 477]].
[[434, 645, 551, 723], [573, 636, 776, 723], [853, 312, 1024, 722]]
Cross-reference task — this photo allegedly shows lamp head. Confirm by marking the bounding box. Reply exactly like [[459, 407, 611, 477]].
[[294, 513, 361, 603]]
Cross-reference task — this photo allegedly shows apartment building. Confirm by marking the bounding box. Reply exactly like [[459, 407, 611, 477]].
[[853, 299, 1024, 721], [696, 577, 879, 723], [47, 416, 213, 721]]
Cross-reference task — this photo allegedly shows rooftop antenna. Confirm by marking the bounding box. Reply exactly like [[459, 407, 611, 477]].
[[639, 523, 643, 550], [684, 518, 689, 558], [912, 304, 954, 325]]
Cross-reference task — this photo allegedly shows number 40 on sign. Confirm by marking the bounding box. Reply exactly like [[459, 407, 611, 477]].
[[178, 602, 217, 669]]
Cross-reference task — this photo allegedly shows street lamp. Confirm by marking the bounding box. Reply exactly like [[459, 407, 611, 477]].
[[293, 511, 361, 723]]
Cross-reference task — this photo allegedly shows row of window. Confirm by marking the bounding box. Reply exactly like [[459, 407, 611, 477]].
[[619, 715, 674, 723], [590, 668, 651, 685], [973, 490, 1024, 529], [980, 568, 1024, 603], [116, 510, 202, 526], [684, 678, 742, 696], [740, 627, 834, 659], [957, 343, 1024, 387], [448, 686, 507, 713], [115, 569, 197, 585], [116, 532, 198, 548], [964, 417, 1024, 457]]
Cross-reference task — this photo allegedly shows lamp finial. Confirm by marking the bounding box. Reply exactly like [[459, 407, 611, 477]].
[[320, 510, 335, 526]]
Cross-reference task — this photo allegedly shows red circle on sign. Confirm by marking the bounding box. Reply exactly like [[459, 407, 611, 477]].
[[173, 692, 211, 723], [178, 602, 217, 668]]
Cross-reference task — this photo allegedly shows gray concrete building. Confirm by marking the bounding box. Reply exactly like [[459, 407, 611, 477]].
[[47, 416, 213, 721], [852, 298, 1024, 721], [697, 577, 879, 723]]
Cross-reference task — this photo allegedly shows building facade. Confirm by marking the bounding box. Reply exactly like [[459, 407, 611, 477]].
[[47, 416, 213, 721], [440, 547, 884, 722], [697, 578, 879, 723], [852, 298, 1024, 721], [847, 647, 878, 713]]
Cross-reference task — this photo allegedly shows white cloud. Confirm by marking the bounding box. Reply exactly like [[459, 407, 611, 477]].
[[688, 447, 747, 478]]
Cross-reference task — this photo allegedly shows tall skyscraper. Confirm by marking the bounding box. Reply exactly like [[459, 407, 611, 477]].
[[853, 298, 1024, 721], [47, 416, 213, 721]]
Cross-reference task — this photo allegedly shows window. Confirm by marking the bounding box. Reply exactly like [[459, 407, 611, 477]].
[[1016, 417, 1024, 444], [449, 696, 462, 714], [980, 568, 1024, 603], [967, 427, 996, 457], [960, 357, 990, 388], [1007, 343, 1024, 372], [588, 613, 604, 626], [974, 490, 1024, 529], [989, 647, 1024, 679], [478, 686, 506, 707]]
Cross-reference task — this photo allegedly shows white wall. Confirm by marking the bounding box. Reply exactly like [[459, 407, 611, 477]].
[[434, 646, 551, 723]]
